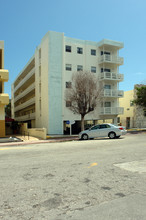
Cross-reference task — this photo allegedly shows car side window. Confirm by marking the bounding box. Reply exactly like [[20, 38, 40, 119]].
[[100, 125, 107, 129], [91, 125, 100, 130]]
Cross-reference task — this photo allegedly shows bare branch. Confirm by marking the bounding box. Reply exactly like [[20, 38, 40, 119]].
[[65, 71, 103, 130]]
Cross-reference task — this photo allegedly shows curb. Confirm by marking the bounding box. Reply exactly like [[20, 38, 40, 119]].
[[0, 137, 79, 147]]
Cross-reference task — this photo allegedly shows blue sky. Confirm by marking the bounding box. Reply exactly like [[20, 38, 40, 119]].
[[1, 0, 146, 97]]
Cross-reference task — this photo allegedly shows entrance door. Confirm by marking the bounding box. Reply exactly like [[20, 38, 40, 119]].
[[126, 117, 130, 129]]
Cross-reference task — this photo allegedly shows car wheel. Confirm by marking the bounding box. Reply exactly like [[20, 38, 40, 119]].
[[81, 134, 89, 140], [116, 135, 120, 138], [108, 132, 116, 139]]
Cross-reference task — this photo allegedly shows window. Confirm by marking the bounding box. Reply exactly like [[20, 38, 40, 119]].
[[117, 117, 120, 123], [91, 125, 100, 130], [77, 65, 83, 71], [0, 82, 2, 93], [65, 45, 71, 52], [104, 102, 111, 107], [100, 124, 108, 129], [39, 49, 41, 59], [66, 82, 72, 88], [91, 66, 96, 73], [130, 100, 134, 106], [77, 47, 83, 54], [66, 64, 72, 71], [39, 66, 41, 77], [104, 85, 111, 89], [101, 51, 110, 55], [39, 83, 41, 93], [66, 101, 72, 107], [91, 49, 96, 56], [101, 68, 111, 73]]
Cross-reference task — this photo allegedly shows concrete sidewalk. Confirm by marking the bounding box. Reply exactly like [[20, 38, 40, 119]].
[[0, 135, 78, 147]]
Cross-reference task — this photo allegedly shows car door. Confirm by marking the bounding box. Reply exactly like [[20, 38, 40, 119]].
[[89, 125, 100, 138], [99, 124, 111, 137]]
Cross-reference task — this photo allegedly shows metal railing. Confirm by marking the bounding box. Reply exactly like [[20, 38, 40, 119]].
[[99, 72, 124, 81], [99, 107, 124, 115], [103, 89, 124, 98], [98, 54, 124, 65]]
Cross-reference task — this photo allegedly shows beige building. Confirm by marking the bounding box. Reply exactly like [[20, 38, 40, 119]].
[[11, 31, 124, 134], [118, 90, 134, 128], [118, 85, 146, 128], [0, 41, 9, 137]]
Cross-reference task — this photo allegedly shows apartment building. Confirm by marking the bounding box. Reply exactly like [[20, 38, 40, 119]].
[[11, 31, 124, 134], [0, 41, 9, 137]]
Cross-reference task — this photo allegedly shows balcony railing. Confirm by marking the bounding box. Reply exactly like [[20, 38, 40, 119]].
[[103, 89, 124, 98], [0, 69, 9, 82], [14, 83, 35, 103], [98, 54, 124, 65], [14, 67, 35, 93], [99, 107, 124, 115], [0, 94, 9, 105], [99, 72, 124, 81], [14, 97, 35, 112], [15, 112, 35, 121]]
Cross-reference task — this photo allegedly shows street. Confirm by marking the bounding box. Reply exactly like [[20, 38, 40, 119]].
[[0, 133, 146, 220]]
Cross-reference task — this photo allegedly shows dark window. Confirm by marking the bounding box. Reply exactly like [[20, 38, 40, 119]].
[[66, 64, 72, 71], [91, 66, 96, 73], [104, 102, 111, 107], [91, 125, 100, 130], [101, 51, 110, 55], [77, 65, 83, 71], [100, 124, 108, 129], [101, 68, 111, 73], [66, 101, 72, 107], [66, 82, 72, 88], [65, 45, 71, 52], [77, 47, 83, 54], [0, 82, 2, 93], [104, 85, 111, 89], [91, 49, 96, 56], [130, 100, 134, 106]]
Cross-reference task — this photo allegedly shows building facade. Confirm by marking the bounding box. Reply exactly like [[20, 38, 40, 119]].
[[118, 90, 134, 128], [0, 41, 9, 137], [11, 31, 124, 134], [118, 85, 146, 129]]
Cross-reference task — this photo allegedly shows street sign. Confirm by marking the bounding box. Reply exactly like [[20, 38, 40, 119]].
[[70, 120, 75, 125]]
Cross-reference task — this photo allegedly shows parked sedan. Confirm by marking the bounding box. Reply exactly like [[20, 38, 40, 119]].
[[79, 123, 127, 140]]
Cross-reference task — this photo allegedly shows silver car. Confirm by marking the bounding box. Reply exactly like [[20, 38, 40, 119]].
[[79, 123, 127, 140]]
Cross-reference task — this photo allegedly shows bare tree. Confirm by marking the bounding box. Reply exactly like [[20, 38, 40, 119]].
[[65, 71, 102, 131]]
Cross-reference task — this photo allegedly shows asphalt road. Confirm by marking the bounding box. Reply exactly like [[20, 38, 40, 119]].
[[0, 133, 146, 220]]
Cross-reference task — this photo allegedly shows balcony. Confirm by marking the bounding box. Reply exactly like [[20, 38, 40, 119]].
[[15, 112, 35, 121], [103, 89, 124, 98], [14, 67, 35, 92], [0, 93, 9, 105], [98, 54, 124, 65], [14, 83, 35, 103], [0, 69, 9, 82], [99, 107, 124, 115], [99, 72, 124, 82], [14, 97, 35, 112]]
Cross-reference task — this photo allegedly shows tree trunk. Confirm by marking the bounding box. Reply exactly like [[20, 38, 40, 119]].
[[81, 115, 85, 131]]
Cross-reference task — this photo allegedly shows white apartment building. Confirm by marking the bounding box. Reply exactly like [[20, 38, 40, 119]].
[[11, 31, 124, 135]]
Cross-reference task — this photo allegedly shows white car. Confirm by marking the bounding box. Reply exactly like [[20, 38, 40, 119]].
[[79, 123, 127, 140]]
